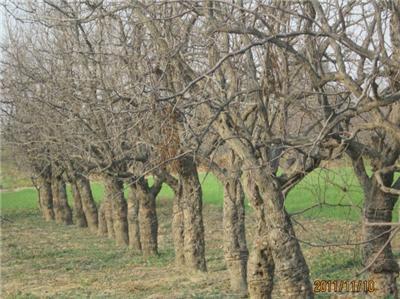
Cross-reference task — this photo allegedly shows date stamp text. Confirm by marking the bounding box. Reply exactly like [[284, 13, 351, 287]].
[[314, 280, 376, 293]]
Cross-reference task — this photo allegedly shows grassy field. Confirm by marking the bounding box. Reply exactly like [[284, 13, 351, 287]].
[[1, 169, 399, 221], [1, 168, 400, 298]]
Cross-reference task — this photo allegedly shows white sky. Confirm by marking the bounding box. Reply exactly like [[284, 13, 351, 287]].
[[0, 5, 6, 58]]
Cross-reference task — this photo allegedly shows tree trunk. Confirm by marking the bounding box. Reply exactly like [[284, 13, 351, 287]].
[[51, 177, 73, 225], [77, 176, 98, 233], [104, 197, 115, 239], [178, 156, 207, 272], [362, 178, 399, 298], [38, 175, 54, 221], [247, 231, 275, 299], [104, 176, 129, 246], [135, 179, 158, 256], [127, 181, 142, 252], [71, 181, 88, 228], [98, 200, 108, 237], [244, 174, 275, 299], [172, 185, 185, 265], [223, 177, 248, 295], [244, 170, 313, 298], [163, 173, 185, 265]]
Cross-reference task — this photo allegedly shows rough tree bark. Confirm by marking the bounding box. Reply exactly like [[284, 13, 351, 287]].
[[162, 171, 185, 265], [247, 171, 313, 298], [37, 173, 54, 221], [247, 231, 275, 299], [76, 176, 98, 233], [71, 180, 88, 228], [172, 184, 185, 265], [222, 176, 249, 295], [51, 176, 73, 225], [363, 177, 399, 298], [134, 177, 159, 256], [127, 179, 141, 252], [178, 156, 207, 272], [243, 173, 275, 299], [104, 176, 129, 246], [104, 196, 115, 239], [97, 200, 108, 237]]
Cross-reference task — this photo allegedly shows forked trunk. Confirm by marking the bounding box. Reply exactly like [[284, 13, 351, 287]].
[[98, 200, 108, 237], [71, 181, 88, 227], [127, 182, 141, 252], [223, 177, 248, 295], [77, 176, 98, 233], [362, 178, 399, 298], [178, 156, 207, 272], [104, 176, 129, 246], [52, 177, 73, 225], [38, 175, 54, 221], [244, 170, 313, 298]]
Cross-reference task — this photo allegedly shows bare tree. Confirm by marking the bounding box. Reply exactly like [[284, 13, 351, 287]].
[[2, 1, 399, 297]]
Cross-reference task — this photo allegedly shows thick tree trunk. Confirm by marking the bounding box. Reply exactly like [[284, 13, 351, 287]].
[[244, 170, 313, 298], [223, 177, 248, 295], [77, 176, 98, 233], [247, 231, 275, 299], [245, 175, 275, 299], [38, 175, 54, 221], [362, 178, 399, 298], [104, 176, 129, 246], [135, 179, 158, 256], [104, 197, 115, 239], [71, 181, 88, 228], [127, 182, 142, 252], [51, 177, 73, 225], [98, 201, 108, 237], [178, 156, 207, 272]]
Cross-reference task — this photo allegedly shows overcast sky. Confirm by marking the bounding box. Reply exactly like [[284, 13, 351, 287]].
[[0, 5, 7, 61]]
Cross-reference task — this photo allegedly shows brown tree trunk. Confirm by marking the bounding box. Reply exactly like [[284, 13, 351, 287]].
[[178, 156, 207, 272], [37, 175, 54, 221], [244, 170, 313, 298], [172, 185, 185, 265], [104, 197, 115, 239], [71, 181, 88, 227], [127, 181, 142, 252], [247, 231, 275, 299], [362, 178, 399, 298], [244, 174, 275, 299], [135, 179, 158, 256], [98, 200, 108, 237], [104, 176, 129, 246], [51, 177, 73, 225], [223, 177, 248, 295], [162, 172, 185, 265], [77, 176, 98, 233]]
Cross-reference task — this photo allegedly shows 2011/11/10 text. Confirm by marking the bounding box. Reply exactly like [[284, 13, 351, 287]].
[[314, 280, 376, 293]]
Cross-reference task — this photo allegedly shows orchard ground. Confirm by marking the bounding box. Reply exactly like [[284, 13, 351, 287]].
[[1, 169, 399, 298]]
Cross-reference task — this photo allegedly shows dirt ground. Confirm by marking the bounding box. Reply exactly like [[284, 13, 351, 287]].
[[1, 199, 399, 298]]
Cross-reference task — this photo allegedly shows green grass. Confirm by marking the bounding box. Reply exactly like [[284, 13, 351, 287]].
[[1, 169, 398, 222]]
